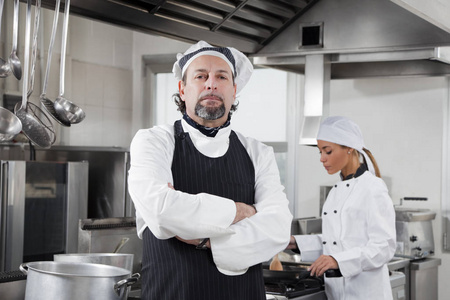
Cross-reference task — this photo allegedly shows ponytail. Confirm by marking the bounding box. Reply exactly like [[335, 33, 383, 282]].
[[362, 148, 381, 178]]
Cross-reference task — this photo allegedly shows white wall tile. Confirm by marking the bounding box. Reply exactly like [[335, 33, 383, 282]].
[[103, 67, 132, 110], [113, 38, 133, 69], [68, 104, 104, 146], [71, 60, 86, 106], [102, 107, 132, 147], [84, 63, 105, 107]]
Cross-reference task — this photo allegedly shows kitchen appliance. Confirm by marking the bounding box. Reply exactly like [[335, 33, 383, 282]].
[[0, 160, 88, 272], [393, 207, 441, 300], [34, 146, 132, 218], [409, 257, 441, 300], [293, 217, 322, 235], [78, 217, 142, 295], [0, 270, 27, 300], [0, 144, 132, 219], [390, 271, 406, 300], [394, 207, 436, 259], [77, 217, 142, 276], [388, 258, 410, 300], [264, 262, 330, 300]]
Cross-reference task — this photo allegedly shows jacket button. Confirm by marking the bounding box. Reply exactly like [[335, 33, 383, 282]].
[[333, 241, 337, 245], [324, 212, 327, 215], [335, 185, 337, 187], [334, 210, 337, 213], [346, 184, 350, 187], [323, 241, 327, 244]]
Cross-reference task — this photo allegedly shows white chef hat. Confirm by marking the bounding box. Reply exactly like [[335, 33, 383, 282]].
[[172, 40, 253, 94], [317, 116, 375, 175]]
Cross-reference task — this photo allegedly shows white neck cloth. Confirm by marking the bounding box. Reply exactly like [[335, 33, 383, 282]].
[[317, 116, 375, 175]]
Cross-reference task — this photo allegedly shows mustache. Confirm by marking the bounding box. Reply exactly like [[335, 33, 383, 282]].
[[198, 93, 224, 102]]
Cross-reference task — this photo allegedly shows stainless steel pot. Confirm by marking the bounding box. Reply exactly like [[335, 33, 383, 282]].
[[54, 253, 134, 272], [20, 261, 140, 300]]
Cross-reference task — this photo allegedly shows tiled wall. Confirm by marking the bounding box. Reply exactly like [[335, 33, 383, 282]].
[[69, 60, 132, 147], [0, 3, 192, 148], [1, 3, 134, 148], [63, 15, 134, 147]]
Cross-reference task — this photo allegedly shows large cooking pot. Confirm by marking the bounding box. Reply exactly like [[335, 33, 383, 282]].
[[20, 261, 140, 300], [54, 253, 134, 272]]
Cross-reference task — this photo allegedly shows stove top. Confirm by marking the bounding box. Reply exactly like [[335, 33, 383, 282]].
[[265, 277, 323, 298]]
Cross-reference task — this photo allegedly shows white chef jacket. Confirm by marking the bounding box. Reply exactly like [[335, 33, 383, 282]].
[[128, 119, 293, 275], [294, 171, 396, 300]]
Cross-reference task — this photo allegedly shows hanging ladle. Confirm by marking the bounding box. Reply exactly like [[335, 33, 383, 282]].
[[0, 0, 12, 78], [54, 0, 85, 124], [0, 0, 22, 143], [9, 0, 22, 80], [0, 0, 23, 140], [0, 106, 22, 142], [39, 0, 70, 127], [14, 0, 54, 149], [28, 0, 40, 99]]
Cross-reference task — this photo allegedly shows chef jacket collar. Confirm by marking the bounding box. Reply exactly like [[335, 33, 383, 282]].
[[341, 163, 367, 181], [182, 113, 231, 137]]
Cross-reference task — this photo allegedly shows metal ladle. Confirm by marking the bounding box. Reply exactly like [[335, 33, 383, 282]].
[[39, 0, 70, 127], [9, 0, 22, 80], [0, 107, 22, 142], [0, 0, 12, 78], [54, 0, 85, 124], [15, 0, 53, 148]]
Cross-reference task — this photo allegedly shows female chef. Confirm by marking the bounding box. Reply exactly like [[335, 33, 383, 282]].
[[287, 116, 396, 300]]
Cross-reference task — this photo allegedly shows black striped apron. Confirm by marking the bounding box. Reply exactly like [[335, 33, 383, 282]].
[[141, 120, 265, 300]]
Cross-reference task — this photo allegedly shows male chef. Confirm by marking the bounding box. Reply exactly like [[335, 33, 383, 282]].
[[128, 40, 292, 300]]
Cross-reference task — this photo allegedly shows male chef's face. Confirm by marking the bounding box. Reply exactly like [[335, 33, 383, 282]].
[[317, 140, 352, 175], [179, 55, 237, 127]]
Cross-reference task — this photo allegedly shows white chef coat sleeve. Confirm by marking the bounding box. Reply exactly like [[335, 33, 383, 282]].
[[331, 178, 396, 278], [293, 234, 323, 262], [128, 127, 236, 240], [209, 136, 293, 275]]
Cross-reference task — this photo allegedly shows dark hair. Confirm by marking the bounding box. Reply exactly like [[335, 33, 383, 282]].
[[172, 73, 239, 115]]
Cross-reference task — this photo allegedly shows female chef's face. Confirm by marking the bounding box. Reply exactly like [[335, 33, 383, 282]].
[[179, 55, 237, 127], [317, 140, 352, 175]]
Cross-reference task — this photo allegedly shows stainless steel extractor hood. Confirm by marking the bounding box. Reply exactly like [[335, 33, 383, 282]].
[[34, 0, 450, 145], [38, 0, 319, 54], [35, 0, 450, 78], [251, 0, 450, 78], [248, 0, 450, 144]]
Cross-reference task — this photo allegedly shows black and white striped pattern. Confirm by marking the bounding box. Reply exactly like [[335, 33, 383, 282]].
[[178, 47, 237, 76], [141, 120, 265, 300]]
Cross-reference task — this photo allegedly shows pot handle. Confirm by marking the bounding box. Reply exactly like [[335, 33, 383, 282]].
[[19, 263, 29, 275], [113, 273, 140, 296]]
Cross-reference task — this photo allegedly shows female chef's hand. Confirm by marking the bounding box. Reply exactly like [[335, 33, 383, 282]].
[[308, 255, 339, 277]]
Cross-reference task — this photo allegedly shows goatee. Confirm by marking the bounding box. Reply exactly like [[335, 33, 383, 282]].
[[195, 102, 226, 120]]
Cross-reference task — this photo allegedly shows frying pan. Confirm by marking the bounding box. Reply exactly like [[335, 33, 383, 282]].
[[263, 263, 342, 285], [263, 264, 312, 285]]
